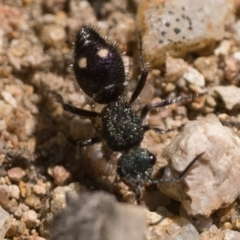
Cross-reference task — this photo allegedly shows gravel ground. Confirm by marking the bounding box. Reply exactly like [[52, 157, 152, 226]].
[[1, 0, 240, 239]]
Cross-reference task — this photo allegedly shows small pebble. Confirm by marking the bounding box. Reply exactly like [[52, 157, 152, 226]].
[[164, 56, 189, 82], [0, 185, 9, 208], [6, 219, 26, 238], [222, 222, 233, 230], [43, 0, 66, 13], [49, 183, 80, 214], [213, 85, 240, 110], [194, 56, 218, 82], [8, 185, 20, 199], [163, 82, 176, 92], [0, 119, 7, 132], [181, 66, 205, 87], [14, 203, 29, 218], [146, 207, 199, 239], [25, 194, 42, 210], [48, 165, 71, 186], [214, 40, 232, 56], [1, 91, 17, 108], [19, 181, 32, 198], [206, 95, 217, 108], [33, 183, 47, 196], [21, 210, 40, 228], [39, 24, 66, 49], [7, 199, 18, 213], [233, 219, 240, 230], [7, 167, 26, 182], [233, 20, 240, 44], [224, 56, 238, 83]]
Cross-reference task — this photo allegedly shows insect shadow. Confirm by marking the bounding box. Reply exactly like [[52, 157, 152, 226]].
[[56, 25, 205, 204]]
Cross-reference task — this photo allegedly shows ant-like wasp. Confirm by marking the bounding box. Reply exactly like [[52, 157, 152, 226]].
[[56, 25, 204, 204]]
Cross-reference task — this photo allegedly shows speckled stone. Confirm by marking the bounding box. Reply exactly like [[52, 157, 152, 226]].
[[137, 0, 234, 67]]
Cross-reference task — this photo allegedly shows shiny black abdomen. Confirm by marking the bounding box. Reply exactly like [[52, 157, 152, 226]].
[[74, 26, 125, 104]]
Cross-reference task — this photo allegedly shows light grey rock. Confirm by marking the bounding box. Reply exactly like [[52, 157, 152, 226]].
[[50, 191, 146, 240], [159, 115, 240, 216], [180, 65, 205, 87], [137, 0, 234, 67], [0, 206, 11, 239], [200, 229, 240, 240], [221, 229, 240, 240], [213, 85, 240, 110]]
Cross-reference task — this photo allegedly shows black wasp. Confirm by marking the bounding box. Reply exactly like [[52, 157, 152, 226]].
[[56, 25, 204, 204]]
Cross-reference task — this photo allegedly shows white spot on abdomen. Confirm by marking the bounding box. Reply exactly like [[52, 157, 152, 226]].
[[97, 48, 109, 58], [78, 57, 87, 68]]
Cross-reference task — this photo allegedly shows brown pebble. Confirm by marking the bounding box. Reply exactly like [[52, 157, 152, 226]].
[[21, 210, 40, 228], [48, 165, 71, 185], [6, 219, 26, 238], [7, 167, 26, 182], [222, 222, 233, 230], [234, 219, 240, 230], [33, 182, 47, 196], [25, 194, 43, 210], [194, 56, 218, 82], [19, 181, 32, 198], [7, 198, 19, 213], [206, 95, 217, 108], [39, 24, 66, 49], [224, 56, 239, 83], [165, 56, 189, 82], [43, 0, 66, 13], [0, 186, 9, 208]]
